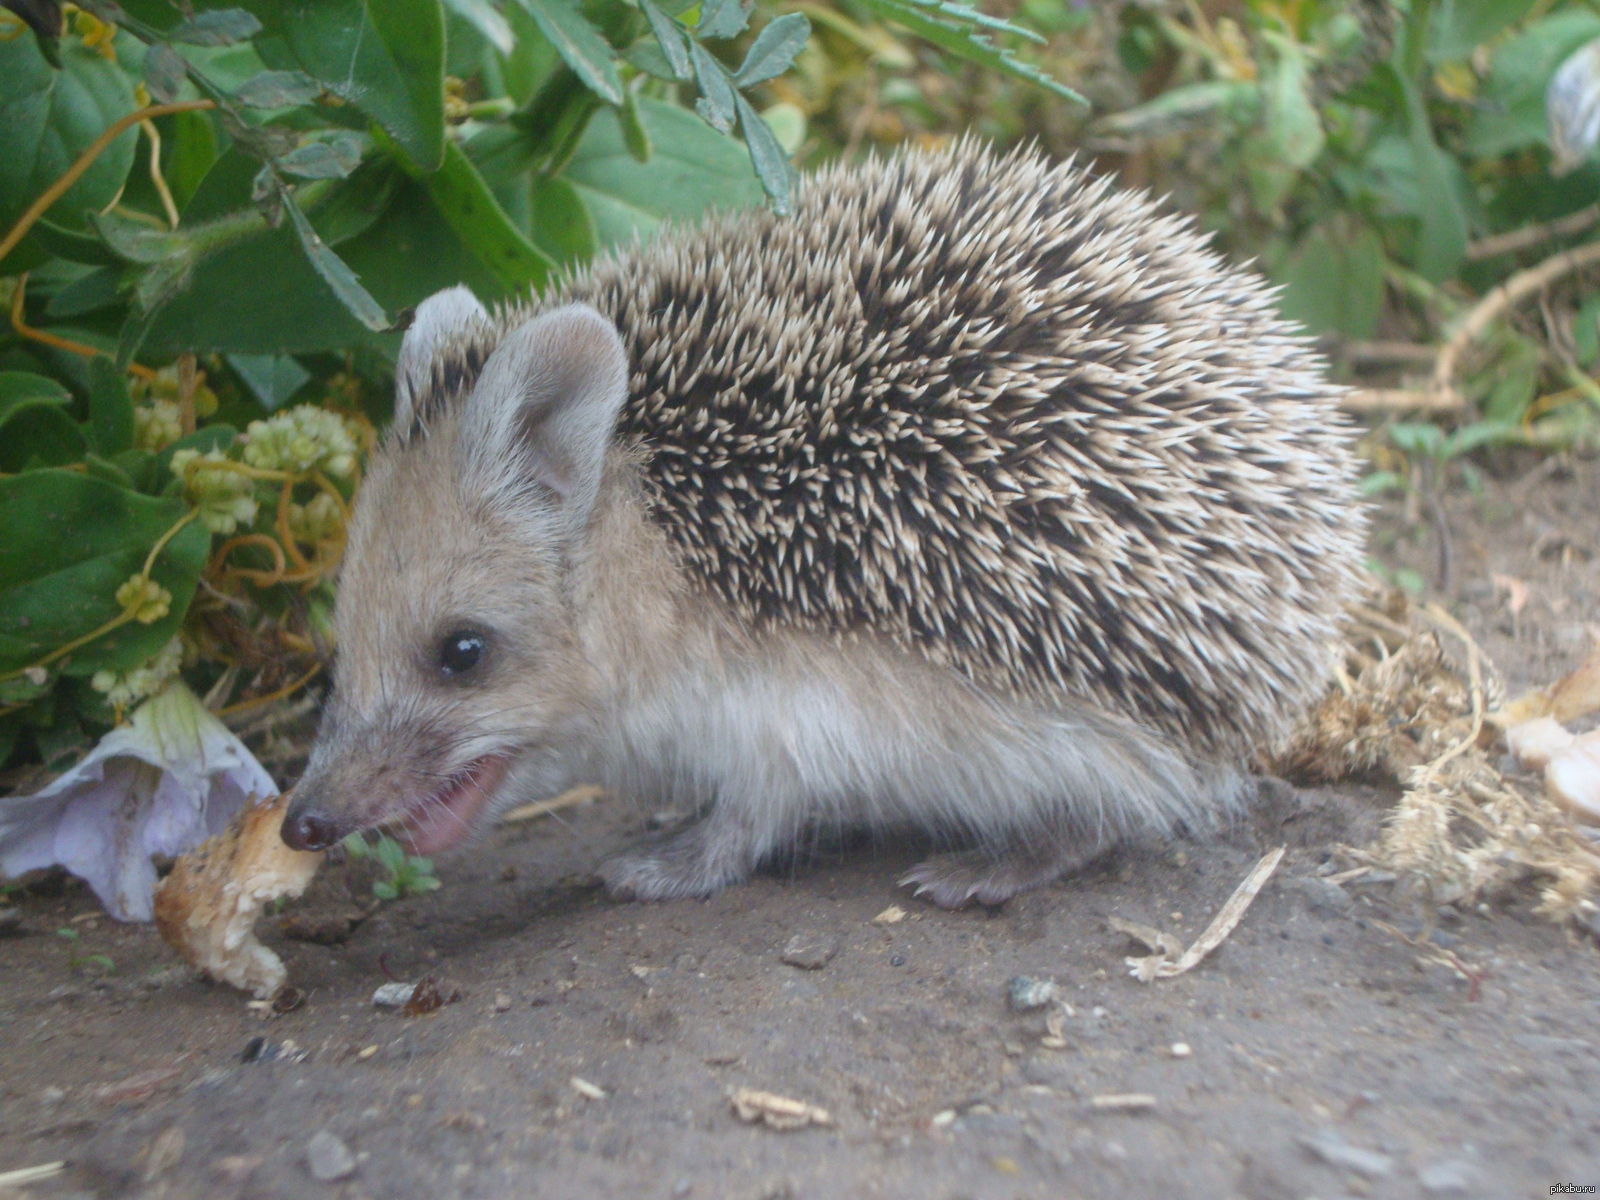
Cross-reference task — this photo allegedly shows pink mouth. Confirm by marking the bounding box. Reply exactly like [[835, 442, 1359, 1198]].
[[394, 753, 514, 856]]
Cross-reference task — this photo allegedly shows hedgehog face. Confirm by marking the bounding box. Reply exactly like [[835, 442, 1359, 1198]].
[[281, 293, 630, 855]]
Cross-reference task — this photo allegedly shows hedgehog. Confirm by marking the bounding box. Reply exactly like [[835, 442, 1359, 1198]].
[[280, 138, 1366, 908]]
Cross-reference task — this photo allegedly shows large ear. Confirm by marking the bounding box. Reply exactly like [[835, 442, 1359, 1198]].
[[458, 304, 629, 532], [394, 286, 489, 433]]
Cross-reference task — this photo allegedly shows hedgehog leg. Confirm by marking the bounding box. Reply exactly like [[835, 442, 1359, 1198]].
[[899, 841, 1108, 910], [599, 806, 776, 901]]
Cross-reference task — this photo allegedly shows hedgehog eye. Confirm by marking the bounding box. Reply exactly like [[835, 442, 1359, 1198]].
[[438, 629, 487, 679]]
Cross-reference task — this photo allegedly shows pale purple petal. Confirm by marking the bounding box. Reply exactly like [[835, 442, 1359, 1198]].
[[0, 683, 279, 921]]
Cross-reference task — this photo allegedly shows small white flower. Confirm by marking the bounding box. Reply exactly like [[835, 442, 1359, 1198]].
[[0, 682, 278, 921], [133, 399, 183, 452], [242, 407, 360, 478], [91, 637, 183, 708]]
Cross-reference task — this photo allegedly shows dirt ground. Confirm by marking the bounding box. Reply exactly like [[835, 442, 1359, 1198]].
[[3, 454, 1600, 1200]]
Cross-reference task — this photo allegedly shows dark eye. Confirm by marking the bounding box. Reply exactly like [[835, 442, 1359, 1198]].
[[438, 629, 486, 678]]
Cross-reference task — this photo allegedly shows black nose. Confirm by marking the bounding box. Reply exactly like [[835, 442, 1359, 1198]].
[[281, 808, 345, 852]]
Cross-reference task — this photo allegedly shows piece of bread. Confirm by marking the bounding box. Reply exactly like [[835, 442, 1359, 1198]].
[[154, 792, 321, 998]]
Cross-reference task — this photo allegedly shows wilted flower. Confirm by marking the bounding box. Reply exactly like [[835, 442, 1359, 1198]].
[[92, 636, 183, 709], [0, 682, 278, 921], [243, 407, 359, 479], [1547, 36, 1600, 175], [171, 447, 259, 533]]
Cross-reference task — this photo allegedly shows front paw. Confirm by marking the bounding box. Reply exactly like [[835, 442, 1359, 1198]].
[[598, 827, 750, 901]]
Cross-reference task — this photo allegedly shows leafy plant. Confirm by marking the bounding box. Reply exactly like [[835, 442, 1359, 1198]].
[[342, 832, 441, 901], [55, 925, 114, 972]]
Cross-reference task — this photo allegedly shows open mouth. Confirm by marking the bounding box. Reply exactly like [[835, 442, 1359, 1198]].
[[393, 753, 515, 856]]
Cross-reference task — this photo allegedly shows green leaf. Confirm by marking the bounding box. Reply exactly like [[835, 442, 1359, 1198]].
[[443, 0, 515, 56], [529, 174, 597, 264], [1442, 420, 1519, 459], [1388, 422, 1446, 457], [375, 836, 405, 870], [421, 139, 555, 292], [283, 192, 391, 331], [89, 208, 192, 266], [0, 372, 80, 472], [170, 8, 264, 46], [1428, 0, 1537, 63], [87, 357, 135, 456], [26, 217, 123, 267], [47, 266, 126, 319], [852, 0, 1084, 104], [0, 471, 209, 675], [690, 41, 737, 133], [735, 92, 795, 212], [167, 110, 218, 211], [1401, 77, 1467, 281], [560, 97, 762, 246], [1275, 221, 1385, 340], [696, 0, 752, 40], [0, 372, 71, 417], [143, 42, 188, 105], [639, 0, 692, 81], [227, 353, 311, 411], [618, 90, 652, 163], [735, 13, 811, 87], [1262, 34, 1323, 171], [1098, 80, 1255, 134], [278, 0, 447, 171], [372, 880, 399, 900], [277, 132, 367, 180], [1358, 471, 1407, 496], [512, 0, 624, 106], [0, 32, 139, 251], [233, 69, 323, 109]]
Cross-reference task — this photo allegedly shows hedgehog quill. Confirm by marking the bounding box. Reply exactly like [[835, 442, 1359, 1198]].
[[281, 140, 1366, 908]]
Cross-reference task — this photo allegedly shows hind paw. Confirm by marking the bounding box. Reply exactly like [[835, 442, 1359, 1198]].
[[899, 850, 1077, 909]]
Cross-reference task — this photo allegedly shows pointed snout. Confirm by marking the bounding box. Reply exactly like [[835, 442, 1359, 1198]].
[[280, 790, 357, 852]]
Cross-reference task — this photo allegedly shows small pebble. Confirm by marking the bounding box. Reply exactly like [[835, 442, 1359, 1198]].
[[305, 1130, 356, 1182], [570, 1076, 606, 1100], [493, 992, 512, 1012], [1297, 1131, 1393, 1179], [1290, 876, 1352, 916], [1169, 1042, 1192, 1058], [1417, 1158, 1473, 1194], [1006, 976, 1057, 1011], [780, 932, 840, 970], [372, 982, 417, 1008]]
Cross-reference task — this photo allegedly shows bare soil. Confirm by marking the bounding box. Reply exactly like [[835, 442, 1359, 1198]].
[[3, 455, 1600, 1200]]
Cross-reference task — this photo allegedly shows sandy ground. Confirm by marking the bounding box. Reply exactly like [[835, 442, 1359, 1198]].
[[2, 454, 1599, 1200]]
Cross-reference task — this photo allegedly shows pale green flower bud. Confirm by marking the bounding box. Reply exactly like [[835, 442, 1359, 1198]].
[[133, 400, 183, 452], [171, 448, 259, 535]]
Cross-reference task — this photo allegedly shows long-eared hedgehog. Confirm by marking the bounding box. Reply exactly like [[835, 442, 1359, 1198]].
[[282, 138, 1366, 908]]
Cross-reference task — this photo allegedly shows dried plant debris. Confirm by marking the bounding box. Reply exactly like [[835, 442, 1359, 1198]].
[[1278, 587, 1600, 924], [1118, 848, 1285, 982], [729, 1088, 833, 1131], [153, 792, 322, 999]]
